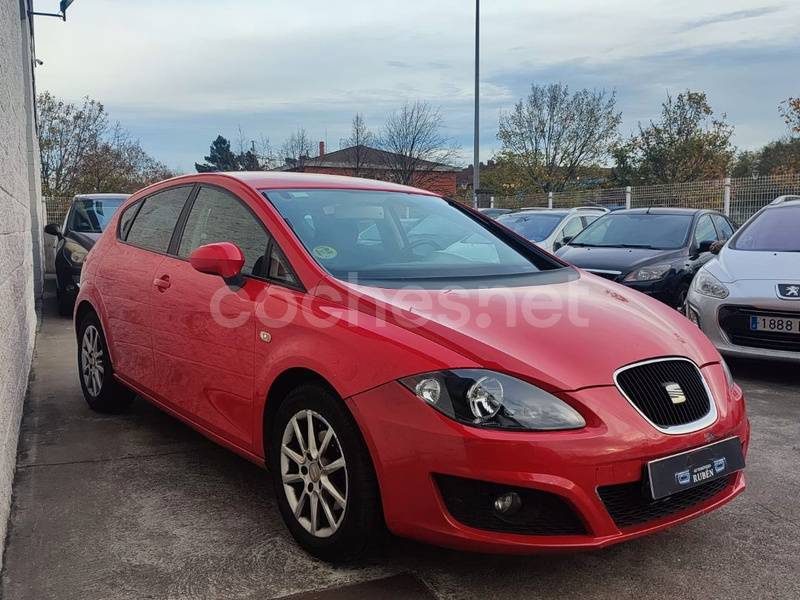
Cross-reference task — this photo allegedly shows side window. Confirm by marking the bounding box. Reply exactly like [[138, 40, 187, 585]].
[[267, 245, 299, 286], [178, 186, 270, 277], [712, 215, 734, 240], [582, 215, 601, 227], [126, 187, 191, 253], [694, 214, 717, 247], [118, 201, 141, 240], [558, 217, 585, 243]]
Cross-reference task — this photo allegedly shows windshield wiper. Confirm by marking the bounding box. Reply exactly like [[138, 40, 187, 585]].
[[567, 242, 602, 247], [596, 243, 656, 249]]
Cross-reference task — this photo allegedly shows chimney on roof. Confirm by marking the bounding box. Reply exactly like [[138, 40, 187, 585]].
[[319, 141, 325, 157]]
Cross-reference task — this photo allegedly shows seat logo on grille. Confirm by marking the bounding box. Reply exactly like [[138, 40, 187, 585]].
[[664, 382, 687, 404]]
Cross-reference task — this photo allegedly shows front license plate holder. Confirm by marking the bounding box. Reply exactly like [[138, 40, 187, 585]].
[[646, 437, 745, 500]]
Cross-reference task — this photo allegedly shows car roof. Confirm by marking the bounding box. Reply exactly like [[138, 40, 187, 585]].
[[505, 210, 570, 217], [73, 193, 130, 200], [766, 195, 800, 208], [159, 172, 441, 196], [611, 207, 712, 216]]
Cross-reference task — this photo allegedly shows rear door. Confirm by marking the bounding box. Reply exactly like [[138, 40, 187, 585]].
[[149, 184, 272, 448], [95, 186, 194, 393]]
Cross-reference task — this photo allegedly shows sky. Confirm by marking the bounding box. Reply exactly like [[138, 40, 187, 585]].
[[32, 0, 800, 173]]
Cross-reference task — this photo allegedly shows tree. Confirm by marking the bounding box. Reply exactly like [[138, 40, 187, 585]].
[[280, 127, 314, 170], [37, 92, 174, 196], [779, 97, 800, 135], [732, 138, 800, 177], [340, 113, 375, 176], [38, 92, 108, 196], [378, 100, 459, 187], [612, 90, 735, 185], [195, 135, 238, 172], [496, 83, 621, 193]]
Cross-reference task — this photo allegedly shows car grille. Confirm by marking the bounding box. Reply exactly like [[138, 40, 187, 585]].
[[598, 475, 731, 529], [614, 359, 712, 430], [434, 474, 586, 536], [719, 306, 800, 353]]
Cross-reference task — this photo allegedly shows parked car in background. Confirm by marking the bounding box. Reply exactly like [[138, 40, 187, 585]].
[[496, 207, 608, 253], [74, 173, 748, 561], [687, 195, 800, 362], [44, 194, 130, 315], [477, 207, 512, 219], [556, 208, 737, 312]]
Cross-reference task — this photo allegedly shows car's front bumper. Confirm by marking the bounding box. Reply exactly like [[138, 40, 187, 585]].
[[347, 365, 749, 554], [688, 284, 800, 363]]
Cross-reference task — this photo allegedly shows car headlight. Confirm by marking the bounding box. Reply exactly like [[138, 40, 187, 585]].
[[623, 263, 671, 282], [64, 240, 88, 264], [399, 370, 586, 431], [693, 270, 729, 299]]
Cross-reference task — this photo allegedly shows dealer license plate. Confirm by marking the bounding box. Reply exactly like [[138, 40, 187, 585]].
[[750, 315, 800, 334], [646, 437, 745, 500]]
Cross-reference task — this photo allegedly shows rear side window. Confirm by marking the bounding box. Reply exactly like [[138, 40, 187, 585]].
[[178, 186, 270, 277], [126, 187, 192, 253], [118, 201, 141, 240]]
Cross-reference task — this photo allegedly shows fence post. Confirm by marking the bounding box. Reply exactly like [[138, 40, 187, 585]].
[[723, 178, 731, 216], [490, 195, 495, 209], [548, 191, 553, 209], [625, 186, 631, 209]]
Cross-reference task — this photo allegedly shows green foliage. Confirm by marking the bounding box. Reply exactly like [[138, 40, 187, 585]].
[[733, 138, 800, 177], [779, 97, 800, 135], [495, 83, 621, 193], [612, 91, 735, 185]]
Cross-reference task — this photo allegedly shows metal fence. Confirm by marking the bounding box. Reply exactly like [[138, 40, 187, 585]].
[[42, 196, 72, 227], [489, 173, 800, 224]]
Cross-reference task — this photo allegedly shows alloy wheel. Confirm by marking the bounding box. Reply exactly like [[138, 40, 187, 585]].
[[280, 410, 348, 538], [81, 325, 104, 397]]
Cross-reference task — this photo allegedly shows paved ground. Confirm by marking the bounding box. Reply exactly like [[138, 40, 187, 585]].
[[2, 288, 800, 600]]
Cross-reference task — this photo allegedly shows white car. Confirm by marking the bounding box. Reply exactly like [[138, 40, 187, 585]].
[[496, 207, 608, 253], [687, 195, 800, 362]]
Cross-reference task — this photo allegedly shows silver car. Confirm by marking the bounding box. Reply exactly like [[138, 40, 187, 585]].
[[687, 195, 800, 362]]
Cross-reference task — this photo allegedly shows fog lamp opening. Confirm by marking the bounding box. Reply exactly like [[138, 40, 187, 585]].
[[494, 492, 522, 516]]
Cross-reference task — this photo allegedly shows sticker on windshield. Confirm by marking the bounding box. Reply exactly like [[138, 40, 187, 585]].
[[312, 246, 338, 260]]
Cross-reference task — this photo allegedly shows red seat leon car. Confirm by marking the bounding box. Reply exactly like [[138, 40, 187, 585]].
[[74, 172, 749, 561]]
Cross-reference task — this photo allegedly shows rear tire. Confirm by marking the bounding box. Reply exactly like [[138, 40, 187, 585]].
[[77, 312, 135, 413], [269, 382, 383, 562]]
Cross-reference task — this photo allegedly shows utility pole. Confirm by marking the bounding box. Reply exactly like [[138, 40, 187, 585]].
[[472, 0, 480, 208]]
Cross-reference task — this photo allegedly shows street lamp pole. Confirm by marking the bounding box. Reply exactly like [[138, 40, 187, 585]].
[[472, 0, 480, 208]]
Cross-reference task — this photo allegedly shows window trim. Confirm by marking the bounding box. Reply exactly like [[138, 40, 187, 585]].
[[117, 184, 198, 255], [172, 183, 305, 292]]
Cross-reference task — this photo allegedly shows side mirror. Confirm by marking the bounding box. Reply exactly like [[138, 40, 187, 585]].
[[189, 242, 245, 286], [697, 240, 714, 254], [562, 236, 574, 246], [710, 241, 724, 255], [44, 223, 63, 238]]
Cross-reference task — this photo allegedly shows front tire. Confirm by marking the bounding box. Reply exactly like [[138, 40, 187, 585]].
[[77, 312, 135, 413], [676, 282, 690, 316], [269, 382, 382, 562]]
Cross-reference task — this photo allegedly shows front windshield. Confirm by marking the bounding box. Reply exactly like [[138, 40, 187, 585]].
[[569, 213, 693, 250], [731, 206, 800, 252], [263, 189, 546, 282], [68, 198, 125, 233], [496, 213, 564, 242]]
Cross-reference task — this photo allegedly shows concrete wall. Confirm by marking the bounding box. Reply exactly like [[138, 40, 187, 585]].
[[0, 0, 42, 569]]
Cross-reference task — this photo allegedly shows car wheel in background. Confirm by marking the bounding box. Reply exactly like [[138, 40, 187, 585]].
[[269, 381, 383, 562], [77, 312, 135, 413], [57, 289, 73, 317]]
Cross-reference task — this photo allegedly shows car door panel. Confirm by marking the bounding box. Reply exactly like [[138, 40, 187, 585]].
[[150, 257, 264, 448]]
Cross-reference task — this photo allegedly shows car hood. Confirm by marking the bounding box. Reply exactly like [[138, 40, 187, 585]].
[[706, 248, 800, 283], [334, 272, 719, 392], [68, 232, 101, 250], [556, 246, 684, 274]]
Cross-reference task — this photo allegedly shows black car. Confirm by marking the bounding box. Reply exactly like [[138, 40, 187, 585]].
[[555, 208, 737, 312], [45, 194, 129, 315]]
